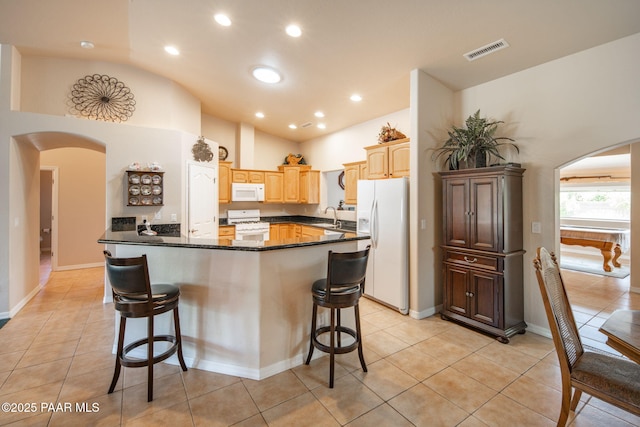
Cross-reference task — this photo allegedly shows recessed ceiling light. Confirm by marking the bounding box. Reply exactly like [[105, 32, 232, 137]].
[[252, 66, 282, 84], [288, 124, 297, 129], [350, 94, 362, 102], [214, 13, 232, 26], [255, 112, 265, 118], [317, 123, 326, 129], [164, 45, 180, 56], [314, 111, 325, 118], [286, 24, 302, 37], [80, 41, 94, 49]]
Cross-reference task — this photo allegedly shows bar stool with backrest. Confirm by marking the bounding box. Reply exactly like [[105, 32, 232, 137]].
[[103, 250, 188, 402], [304, 245, 371, 388]]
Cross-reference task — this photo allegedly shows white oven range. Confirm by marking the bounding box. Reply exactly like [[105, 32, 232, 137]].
[[227, 209, 270, 241]]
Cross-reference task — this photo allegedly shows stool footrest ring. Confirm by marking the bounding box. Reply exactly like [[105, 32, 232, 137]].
[[311, 325, 360, 354], [120, 334, 179, 368]]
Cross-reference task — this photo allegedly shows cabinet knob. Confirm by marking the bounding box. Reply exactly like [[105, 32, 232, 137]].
[[464, 256, 478, 263], [465, 291, 475, 298]]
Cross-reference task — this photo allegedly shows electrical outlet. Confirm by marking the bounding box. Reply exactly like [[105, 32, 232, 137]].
[[154, 212, 162, 220], [170, 214, 178, 222], [141, 215, 148, 223]]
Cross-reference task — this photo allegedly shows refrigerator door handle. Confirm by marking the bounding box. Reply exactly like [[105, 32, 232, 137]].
[[372, 199, 379, 248]]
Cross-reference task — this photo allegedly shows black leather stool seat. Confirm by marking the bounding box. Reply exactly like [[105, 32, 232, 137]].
[[305, 246, 371, 388], [312, 279, 361, 302], [117, 284, 180, 302], [104, 251, 187, 402]]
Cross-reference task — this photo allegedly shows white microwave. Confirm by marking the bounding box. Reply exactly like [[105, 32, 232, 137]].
[[231, 183, 265, 202]]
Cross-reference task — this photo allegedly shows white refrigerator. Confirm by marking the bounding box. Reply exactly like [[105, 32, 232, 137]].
[[357, 177, 408, 314]]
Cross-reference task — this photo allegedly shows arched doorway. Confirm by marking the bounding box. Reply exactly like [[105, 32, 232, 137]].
[[14, 132, 106, 283], [558, 145, 631, 277]]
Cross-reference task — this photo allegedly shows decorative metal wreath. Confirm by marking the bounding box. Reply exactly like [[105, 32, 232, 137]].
[[192, 136, 214, 162], [69, 74, 136, 122]]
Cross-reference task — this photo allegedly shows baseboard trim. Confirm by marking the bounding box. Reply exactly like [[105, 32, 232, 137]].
[[409, 304, 442, 320], [524, 323, 551, 339], [7, 282, 45, 318], [55, 262, 103, 271]]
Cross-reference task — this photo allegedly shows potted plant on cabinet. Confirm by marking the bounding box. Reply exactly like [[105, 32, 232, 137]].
[[432, 110, 518, 170]]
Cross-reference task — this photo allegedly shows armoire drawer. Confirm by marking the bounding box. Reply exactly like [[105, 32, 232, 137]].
[[444, 250, 499, 271]]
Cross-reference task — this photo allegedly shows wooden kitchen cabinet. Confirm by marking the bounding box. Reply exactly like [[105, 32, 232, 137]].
[[343, 160, 367, 205], [277, 165, 319, 204], [280, 165, 302, 203], [269, 223, 280, 240], [301, 225, 325, 237], [365, 138, 409, 180], [439, 165, 526, 343], [231, 169, 265, 183], [264, 171, 284, 203], [219, 225, 235, 239], [300, 170, 319, 204], [218, 161, 232, 204]]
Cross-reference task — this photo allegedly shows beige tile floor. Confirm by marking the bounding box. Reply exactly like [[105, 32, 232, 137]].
[[1, 255, 639, 426]]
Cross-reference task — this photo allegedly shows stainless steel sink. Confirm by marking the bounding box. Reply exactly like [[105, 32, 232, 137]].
[[314, 223, 339, 229]]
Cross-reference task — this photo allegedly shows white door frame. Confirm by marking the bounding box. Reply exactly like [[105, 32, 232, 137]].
[[40, 166, 59, 272]]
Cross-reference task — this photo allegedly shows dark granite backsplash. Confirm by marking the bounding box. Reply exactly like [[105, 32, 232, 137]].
[[111, 217, 136, 231], [217, 216, 356, 231], [136, 223, 181, 237]]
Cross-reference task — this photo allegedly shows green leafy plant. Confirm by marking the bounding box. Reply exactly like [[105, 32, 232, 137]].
[[433, 110, 518, 170]]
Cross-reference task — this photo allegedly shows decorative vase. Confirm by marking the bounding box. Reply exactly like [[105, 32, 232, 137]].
[[475, 150, 487, 168]]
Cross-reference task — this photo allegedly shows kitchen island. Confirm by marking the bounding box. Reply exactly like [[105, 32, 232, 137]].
[[98, 227, 369, 380]]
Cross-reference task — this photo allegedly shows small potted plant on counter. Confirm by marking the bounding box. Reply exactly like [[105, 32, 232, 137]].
[[433, 110, 518, 170]]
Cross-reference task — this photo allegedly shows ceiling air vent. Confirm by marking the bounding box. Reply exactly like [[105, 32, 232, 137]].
[[463, 38, 509, 62], [300, 122, 313, 128]]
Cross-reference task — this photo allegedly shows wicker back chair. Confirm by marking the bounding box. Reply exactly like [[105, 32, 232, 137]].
[[533, 247, 640, 426]]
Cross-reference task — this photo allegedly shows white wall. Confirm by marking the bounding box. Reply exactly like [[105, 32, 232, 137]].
[[20, 56, 202, 134], [40, 147, 106, 269], [8, 138, 40, 312], [202, 114, 237, 163], [0, 45, 203, 317], [455, 32, 640, 333], [410, 69, 454, 318], [300, 109, 410, 171], [254, 130, 301, 170]]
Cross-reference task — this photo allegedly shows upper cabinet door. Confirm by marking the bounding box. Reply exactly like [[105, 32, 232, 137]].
[[366, 146, 389, 179], [388, 142, 410, 178], [444, 177, 469, 247], [441, 166, 524, 254], [469, 176, 499, 252]]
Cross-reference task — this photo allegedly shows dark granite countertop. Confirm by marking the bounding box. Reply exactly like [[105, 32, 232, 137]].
[[99, 227, 367, 253]]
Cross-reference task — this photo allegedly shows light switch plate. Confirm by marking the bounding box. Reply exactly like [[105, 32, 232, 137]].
[[531, 222, 542, 234]]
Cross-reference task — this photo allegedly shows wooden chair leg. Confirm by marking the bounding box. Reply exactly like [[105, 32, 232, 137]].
[[557, 386, 572, 427], [109, 316, 126, 394], [570, 388, 582, 411], [173, 307, 188, 371], [329, 307, 335, 388], [147, 315, 154, 402], [305, 303, 318, 365], [354, 304, 367, 372]]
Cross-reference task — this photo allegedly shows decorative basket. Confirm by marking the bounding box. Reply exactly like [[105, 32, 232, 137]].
[[378, 122, 407, 144]]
